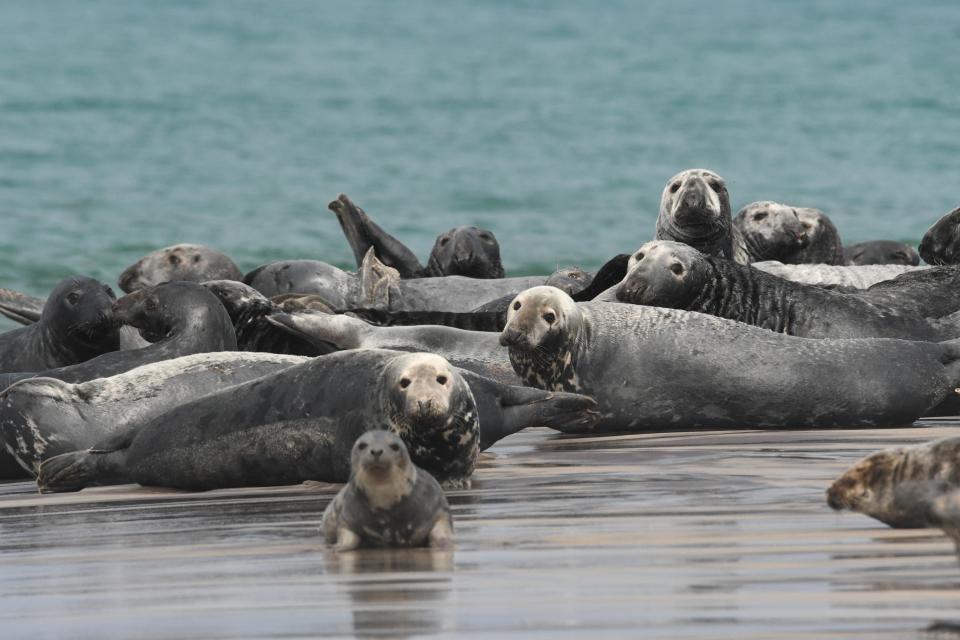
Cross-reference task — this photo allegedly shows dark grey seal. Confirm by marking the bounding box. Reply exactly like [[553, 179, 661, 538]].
[[118, 243, 243, 293], [498, 286, 960, 432], [732, 201, 809, 263], [330, 193, 504, 279], [843, 240, 920, 266], [920, 206, 960, 266], [321, 430, 453, 551], [655, 168, 735, 260], [37, 350, 480, 492], [614, 241, 951, 340], [0, 276, 119, 374]]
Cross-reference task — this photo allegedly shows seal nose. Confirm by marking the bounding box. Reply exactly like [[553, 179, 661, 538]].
[[417, 399, 434, 414], [615, 281, 643, 302], [369, 448, 383, 459], [499, 327, 524, 347], [825, 478, 852, 510]]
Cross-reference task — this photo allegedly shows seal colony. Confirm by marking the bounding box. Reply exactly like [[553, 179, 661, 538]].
[[2, 167, 960, 553]]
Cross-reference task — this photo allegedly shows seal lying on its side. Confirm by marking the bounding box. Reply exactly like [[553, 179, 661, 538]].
[[919, 206, 960, 266], [498, 286, 960, 432], [614, 241, 952, 340], [118, 244, 243, 293], [37, 350, 480, 492], [655, 169, 736, 260], [751, 261, 927, 288], [843, 241, 920, 266], [330, 193, 504, 279], [0, 276, 119, 373], [322, 430, 453, 551], [826, 436, 960, 528]]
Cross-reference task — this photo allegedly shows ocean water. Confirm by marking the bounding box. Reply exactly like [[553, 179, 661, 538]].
[[1, 0, 959, 320]]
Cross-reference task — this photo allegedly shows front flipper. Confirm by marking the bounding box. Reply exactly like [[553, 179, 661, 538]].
[[328, 194, 426, 278], [571, 254, 630, 302], [0, 288, 45, 325], [36, 448, 129, 493]]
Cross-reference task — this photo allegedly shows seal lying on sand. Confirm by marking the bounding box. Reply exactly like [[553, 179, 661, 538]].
[[330, 193, 504, 279], [37, 350, 481, 492], [826, 436, 960, 528], [498, 286, 960, 432], [843, 240, 920, 266], [614, 241, 953, 340], [750, 261, 927, 288], [0, 276, 119, 373], [322, 430, 453, 551], [118, 244, 243, 293], [655, 169, 735, 260], [732, 202, 809, 263], [920, 206, 960, 266]]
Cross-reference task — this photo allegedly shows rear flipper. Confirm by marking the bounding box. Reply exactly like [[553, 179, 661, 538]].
[[266, 310, 370, 351], [571, 254, 630, 302], [328, 194, 425, 278], [0, 288, 45, 325], [37, 448, 130, 493]]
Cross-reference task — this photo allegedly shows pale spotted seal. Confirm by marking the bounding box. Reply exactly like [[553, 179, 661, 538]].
[[118, 243, 243, 293], [732, 201, 808, 263], [655, 169, 735, 260], [321, 430, 453, 551]]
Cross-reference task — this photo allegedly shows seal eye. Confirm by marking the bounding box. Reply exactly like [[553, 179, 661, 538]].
[[389, 443, 400, 452], [542, 312, 556, 324], [513, 301, 521, 311], [436, 375, 447, 385], [634, 252, 644, 262], [357, 442, 368, 451], [66, 292, 81, 305], [168, 255, 180, 265], [669, 182, 681, 194], [192, 255, 201, 263], [670, 263, 685, 276], [439, 237, 450, 247], [399, 378, 411, 389], [478, 233, 492, 241], [709, 180, 723, 192], [802, 222, 812, 230], [752, 212, 768, 222]]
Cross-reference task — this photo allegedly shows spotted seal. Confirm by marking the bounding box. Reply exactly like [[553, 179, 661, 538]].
[[0, 276, 119, 374], [843, 240, 920, 266], [498, 286, 960, 431], [321, 430, 453, 551], [655, 169, 735, 260], [37, 350, 482, 492], [118, 243, 243, 293]]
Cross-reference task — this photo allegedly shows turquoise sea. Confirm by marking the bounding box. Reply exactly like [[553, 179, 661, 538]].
[[1, 0, 959, 330]]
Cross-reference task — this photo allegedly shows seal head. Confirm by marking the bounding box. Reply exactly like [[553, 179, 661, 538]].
[[615, 241, 708, 308], [426, 226, 505, 279], [843, 241, 920, 266], [920, 207, 960, 266], [734, 202, 808, 262], [118, 244, 243, 293], [655, 169, 733, 259]]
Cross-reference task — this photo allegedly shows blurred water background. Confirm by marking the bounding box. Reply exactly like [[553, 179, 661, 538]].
[[1, 0, 959, 327]]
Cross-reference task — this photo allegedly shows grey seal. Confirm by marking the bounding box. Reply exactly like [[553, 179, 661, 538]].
[[321, 430, 453, 551], [0, 276, 119, 374], [843, 240, 920, 266], [751, 261, 927, 288], [498, 286, 960, 431], [330, 193, 504, 279], [655, 169, 735, 260], [919, 206, 960, 266], [788, 207, 844, 264], [118, 243, 243, 293], [614, 241, 951, 340], [732, 201, 809, 263], [37, 350, 480, 492]]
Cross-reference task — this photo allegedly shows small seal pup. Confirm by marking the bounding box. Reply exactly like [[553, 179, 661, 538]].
[[614, 241, 951, 340], [329, 193, 504, 279], [655, 169, 735, 260], [118, 244, 243, 293], [498, 286, 960, 431], [732, 202, 809, 263], [321, 430, 453, 551], [788, 208, 844, 264], [826, 436, 960, 528], [843, 240, 920, 266], [0, 276, 119, 373], [37, 350, 481, 492], [919, 206, 960, 266]]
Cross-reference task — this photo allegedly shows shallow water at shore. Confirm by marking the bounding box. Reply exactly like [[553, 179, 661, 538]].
[[2, 424, 960, 638]]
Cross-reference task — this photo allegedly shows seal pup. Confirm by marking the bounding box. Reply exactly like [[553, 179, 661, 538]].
[[329, 193, 504, 279], [37, 350, 480, 492], [0, 351, 307, 474], [0, 281, 237, 390], [826, 436, 960, 528], [118, 244, 243, 293], [321, 430, 453, 551], [655, 169, 735, 260], [0, 276, 119, 373], [843, 240, 920, 266], [920, 206, 960, 266], [751, 261, 927, 288], [787, 208, 844, 264], [732, 202, 809, 263], [614, 241, 951, 340], [498, 286, 960, 431]]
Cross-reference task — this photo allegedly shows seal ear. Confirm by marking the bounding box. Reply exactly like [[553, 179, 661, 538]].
[[360, 248, 400, 309]]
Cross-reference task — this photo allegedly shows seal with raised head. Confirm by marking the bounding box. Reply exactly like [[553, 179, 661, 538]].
[[843, 240, 920, 266], [787, 207, 844, 264], [614, 241, 951, 340], [0, 276, 119, 374], [321, 430, 453, 551], [498, 286, 960, 431], [118, 243, 243, 293], [655, 169, 735, 260], [329, 193, 504, 279], [920, 206, 960, 266], [826, 436, 960, 528], [37, 350, 481, 492], [732, 201, 808, 263]]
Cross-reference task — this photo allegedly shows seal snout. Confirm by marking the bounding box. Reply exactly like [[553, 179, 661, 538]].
[[826, 475, 858, 511], [499, 327, 525, 348]]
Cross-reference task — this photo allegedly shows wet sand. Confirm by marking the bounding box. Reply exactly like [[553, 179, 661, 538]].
[[1, 423, 960, 639]]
